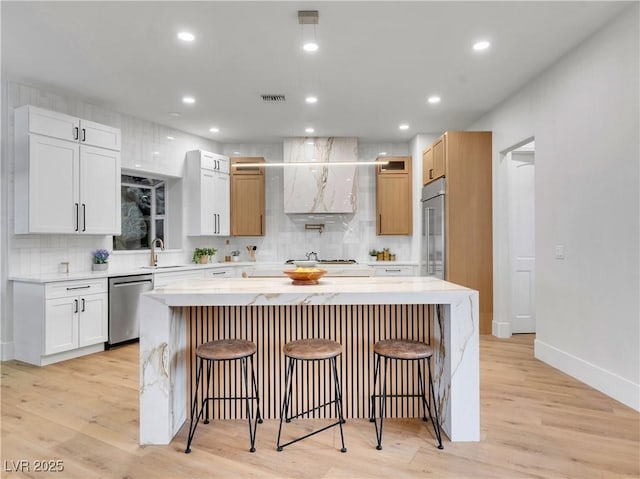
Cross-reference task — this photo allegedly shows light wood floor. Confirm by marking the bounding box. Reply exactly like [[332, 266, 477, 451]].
[[1, 335, 638, 478]]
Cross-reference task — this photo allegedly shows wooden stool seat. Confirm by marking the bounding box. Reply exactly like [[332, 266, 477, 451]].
[[374, 339, 433, 360], [196, 339, 257, 361], [283, 338, 342, 360]]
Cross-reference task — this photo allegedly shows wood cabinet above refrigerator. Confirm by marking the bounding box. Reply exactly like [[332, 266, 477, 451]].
[[376, 156, 412, 235]]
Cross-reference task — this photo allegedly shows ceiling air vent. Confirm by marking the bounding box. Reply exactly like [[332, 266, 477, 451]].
[[261, 94, 286, 103]]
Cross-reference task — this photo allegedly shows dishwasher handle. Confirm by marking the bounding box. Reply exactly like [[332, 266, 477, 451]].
[[111, 280, 153, 288]]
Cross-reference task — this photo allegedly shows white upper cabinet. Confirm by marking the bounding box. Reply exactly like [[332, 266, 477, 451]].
[[185, 149, 230, 236], [14, 105, 121, 235], [19, 106, 121, 150]]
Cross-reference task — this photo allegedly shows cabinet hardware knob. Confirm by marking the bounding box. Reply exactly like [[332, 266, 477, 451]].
[[74, 299, 78, 314], [74, 127, 79, 140]]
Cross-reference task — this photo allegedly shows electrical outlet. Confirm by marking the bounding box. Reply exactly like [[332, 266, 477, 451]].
[[555, 245, 565, 259]]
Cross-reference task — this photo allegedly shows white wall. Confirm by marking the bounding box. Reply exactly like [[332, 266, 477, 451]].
[[470, 5, 639, 410]]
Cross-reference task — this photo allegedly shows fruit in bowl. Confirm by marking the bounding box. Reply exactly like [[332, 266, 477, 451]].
[[283, 267, 327, 285]]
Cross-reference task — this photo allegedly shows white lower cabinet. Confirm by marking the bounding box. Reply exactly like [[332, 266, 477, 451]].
[[14, 278, 108, 366]]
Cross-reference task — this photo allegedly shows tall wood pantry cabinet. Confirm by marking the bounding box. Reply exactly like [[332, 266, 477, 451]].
[[230, 157, 265, 236], [422, 131, 493, 334], [376, 156, 412, 235], [14, 105, 121, 235]]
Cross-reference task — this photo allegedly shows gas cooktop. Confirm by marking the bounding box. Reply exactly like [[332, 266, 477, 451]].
[[285, 259, 357, 265]]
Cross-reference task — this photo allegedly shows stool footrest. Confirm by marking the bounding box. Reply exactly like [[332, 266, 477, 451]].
[[277, 420, 345, 450], [285, 399, 340, 421]]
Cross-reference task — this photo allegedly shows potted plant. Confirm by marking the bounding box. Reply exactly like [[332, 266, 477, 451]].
[[230, 250, 240, 262], [369, 249, 379, 259], [92, 249, 110, 271], [192, 247, 217, 264]]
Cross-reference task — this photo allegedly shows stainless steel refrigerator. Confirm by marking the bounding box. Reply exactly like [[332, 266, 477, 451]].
[[421, 178, 446, 279]]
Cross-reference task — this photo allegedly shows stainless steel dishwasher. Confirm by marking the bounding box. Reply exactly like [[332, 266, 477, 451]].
[[108, 274, 154, 347]]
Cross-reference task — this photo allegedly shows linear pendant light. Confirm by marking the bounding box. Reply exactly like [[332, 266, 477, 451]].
[[232, 160, 390, 168]]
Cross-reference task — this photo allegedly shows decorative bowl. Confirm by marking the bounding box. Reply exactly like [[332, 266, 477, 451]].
[[283, 268, 327, 285]]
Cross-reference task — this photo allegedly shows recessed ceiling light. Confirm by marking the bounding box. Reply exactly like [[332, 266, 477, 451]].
[[209, 127, 219, 133], [167, 136, 175, 140], [152, 151, 160, 156], [135, 164, 142, 168], [303, 42, 319, 52], [473, 40, 491, 51], [233, 151, 241, 155], [169, 112, 181, 118], [398, 124, 409, 130], [306, 141, 315, 145], [305, 96, 318, 104], [182, 96, 195, 104], [177, 31, 195, 42], [305, 127, 315, 133], [428, 96, 441, 104], [379, 152, 387, 156]]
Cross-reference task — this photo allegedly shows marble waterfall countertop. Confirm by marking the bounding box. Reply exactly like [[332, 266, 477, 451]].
[[148, 275, 468, 305], [139, 276, 479, 445]]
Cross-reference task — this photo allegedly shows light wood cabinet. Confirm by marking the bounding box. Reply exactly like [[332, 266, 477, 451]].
[[14, 105, 121, 235], [424, 131, 493, 334], [185, 150, 230, 236], [422, 135, 446, 185], [231, 157, 265, 236], [14, 278, 108, 366], [376, 156, 412, 235]]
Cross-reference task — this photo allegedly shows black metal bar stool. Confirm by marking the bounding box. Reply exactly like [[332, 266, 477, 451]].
[[369, 339, 443, 450], [276, 338, 347, 453], [185, 339, 262, 453]]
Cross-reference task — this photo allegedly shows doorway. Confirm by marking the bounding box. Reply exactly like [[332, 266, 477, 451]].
[[494, 139, 536, 337]]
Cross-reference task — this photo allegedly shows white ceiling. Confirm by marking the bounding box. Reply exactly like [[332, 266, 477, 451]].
[[1, 1, 631, 143]]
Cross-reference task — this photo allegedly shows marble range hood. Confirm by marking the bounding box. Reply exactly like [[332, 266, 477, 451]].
[[283, 137, 357, 214]]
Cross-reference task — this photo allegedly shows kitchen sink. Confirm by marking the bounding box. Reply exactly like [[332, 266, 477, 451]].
[[140, 265, 184, 270]]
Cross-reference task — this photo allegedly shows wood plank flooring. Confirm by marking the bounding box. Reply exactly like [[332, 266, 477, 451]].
[[1, 334, 638, 478]]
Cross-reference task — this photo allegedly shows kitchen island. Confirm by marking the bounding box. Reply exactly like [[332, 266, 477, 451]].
[[139, 276, 479, 445]]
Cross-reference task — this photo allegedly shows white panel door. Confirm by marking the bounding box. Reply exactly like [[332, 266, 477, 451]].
[[45, 297, 79, 354], [29, 135, 79, 233], [80, 145, 121, 234], [509, 151, 536, 333], [78, 293, 108, 347]]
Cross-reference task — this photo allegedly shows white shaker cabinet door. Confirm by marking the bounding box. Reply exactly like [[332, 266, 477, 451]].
[[45, 297, 79, 355], [80, 145, 121, 234], [213, 171, 230, 236], [25, 106, 79, 142], [80, 119, 121, 151], [200, 170, 216, 235], [78, 293, 108, 347], [26, 135, 80, 233]]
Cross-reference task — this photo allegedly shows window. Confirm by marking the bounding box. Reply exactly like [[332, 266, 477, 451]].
[[113, 175, 166, 251]]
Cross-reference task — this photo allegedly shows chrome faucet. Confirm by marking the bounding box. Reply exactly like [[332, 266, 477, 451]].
[[306, 251, 319, 261], [150, 238, 164, 266]]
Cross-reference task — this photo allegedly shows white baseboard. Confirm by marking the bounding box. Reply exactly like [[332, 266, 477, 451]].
[[535, 338, 639, 412], [492, 320, 511, 338], [0, 341, 14, 361]]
